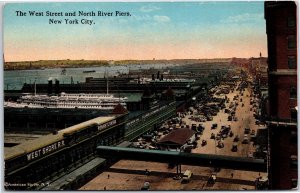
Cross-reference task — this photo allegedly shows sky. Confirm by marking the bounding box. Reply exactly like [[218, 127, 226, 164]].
[[4, 2, 267, 62]]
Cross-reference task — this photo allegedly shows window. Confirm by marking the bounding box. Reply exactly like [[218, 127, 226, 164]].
[[288, 56, 297, 69], [290, 130, 297, 144], [288, 35, 296, 49], [46, 123, 55, 129], [289, 158, 297, 169], [290, 86, 297, 99], [288, 16, 296, 28], [27, 122, 36, 129], [290, 135, 297, 145], [291, 179, 298, 189], [291, 108, 297, 121], [9, 122, 17, 128]]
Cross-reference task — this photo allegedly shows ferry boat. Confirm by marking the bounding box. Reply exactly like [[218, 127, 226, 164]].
[[83, 70, 96, 73], [4, 92, 127, 110]]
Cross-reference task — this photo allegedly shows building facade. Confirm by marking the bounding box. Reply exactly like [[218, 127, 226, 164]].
[[264, 1, 297, 189]]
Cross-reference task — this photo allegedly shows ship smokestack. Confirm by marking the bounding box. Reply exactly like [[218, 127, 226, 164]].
[[55, 79, 60, 94], [34, 81, 36, 96], [48, 78, 53, 95]]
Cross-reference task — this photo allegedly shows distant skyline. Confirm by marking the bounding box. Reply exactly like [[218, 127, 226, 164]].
[[4, 2, 267, 62]]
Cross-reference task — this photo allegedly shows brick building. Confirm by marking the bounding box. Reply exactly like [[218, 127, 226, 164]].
[[249, 57, 268, 86], [231, 57, 250, 68], [264, 1, 297, 189]]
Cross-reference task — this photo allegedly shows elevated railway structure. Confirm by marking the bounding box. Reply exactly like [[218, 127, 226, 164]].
[[97, 146, 267, 172]]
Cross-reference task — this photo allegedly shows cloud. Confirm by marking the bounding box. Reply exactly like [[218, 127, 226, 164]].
[[221, 13, 264, 23], [132, 14, 152, 21], [140, 5, 160, 12], [153, 15, 170, 23]]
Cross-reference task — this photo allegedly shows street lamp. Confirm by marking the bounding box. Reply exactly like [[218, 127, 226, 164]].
[[214, 138, 217, 155]]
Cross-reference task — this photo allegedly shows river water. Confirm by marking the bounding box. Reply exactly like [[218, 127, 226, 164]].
[[4, 63, 174, 90]]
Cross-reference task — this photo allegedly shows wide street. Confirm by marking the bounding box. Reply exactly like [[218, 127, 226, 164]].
[[80, 79, 268, 191]]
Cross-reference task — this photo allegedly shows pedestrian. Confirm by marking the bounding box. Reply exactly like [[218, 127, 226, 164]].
[[104, 186, 106, 190], [231, 173, 234, 178], [107, 174, 110, 179]]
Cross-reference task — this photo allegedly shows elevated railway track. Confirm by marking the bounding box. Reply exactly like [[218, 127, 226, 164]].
[[97, 146, 267, 172]]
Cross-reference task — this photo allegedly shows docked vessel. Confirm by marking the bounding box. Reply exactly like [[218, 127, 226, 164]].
[[4, 92, 127, 110], [83, 70, 96, 73]]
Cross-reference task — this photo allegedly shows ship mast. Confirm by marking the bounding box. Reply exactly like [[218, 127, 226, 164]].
[[34, 79, 37, 96], [107, 77, 108, 95], [105, 67, 109, 95]]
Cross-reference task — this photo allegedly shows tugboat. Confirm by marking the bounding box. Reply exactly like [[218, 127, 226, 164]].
[[61, 68, 66, 75]]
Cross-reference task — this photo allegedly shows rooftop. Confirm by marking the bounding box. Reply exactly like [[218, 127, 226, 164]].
[[5, 116, 115, 160], [123, 93, 143, 102], [4, 107, 110, 116], [158, 128, 196, 146]]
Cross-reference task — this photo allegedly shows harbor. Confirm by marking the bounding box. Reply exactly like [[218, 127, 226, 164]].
[[4, 60, 269, 190]]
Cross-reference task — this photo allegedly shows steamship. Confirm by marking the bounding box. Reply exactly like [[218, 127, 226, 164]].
[[4, 92, 127, 110]]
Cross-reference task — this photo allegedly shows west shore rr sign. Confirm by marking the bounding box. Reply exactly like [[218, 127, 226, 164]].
[[26, 140, 65, 161]]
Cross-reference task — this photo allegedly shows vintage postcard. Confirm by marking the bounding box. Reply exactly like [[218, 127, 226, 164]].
[[3, 1, 297, 191]]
